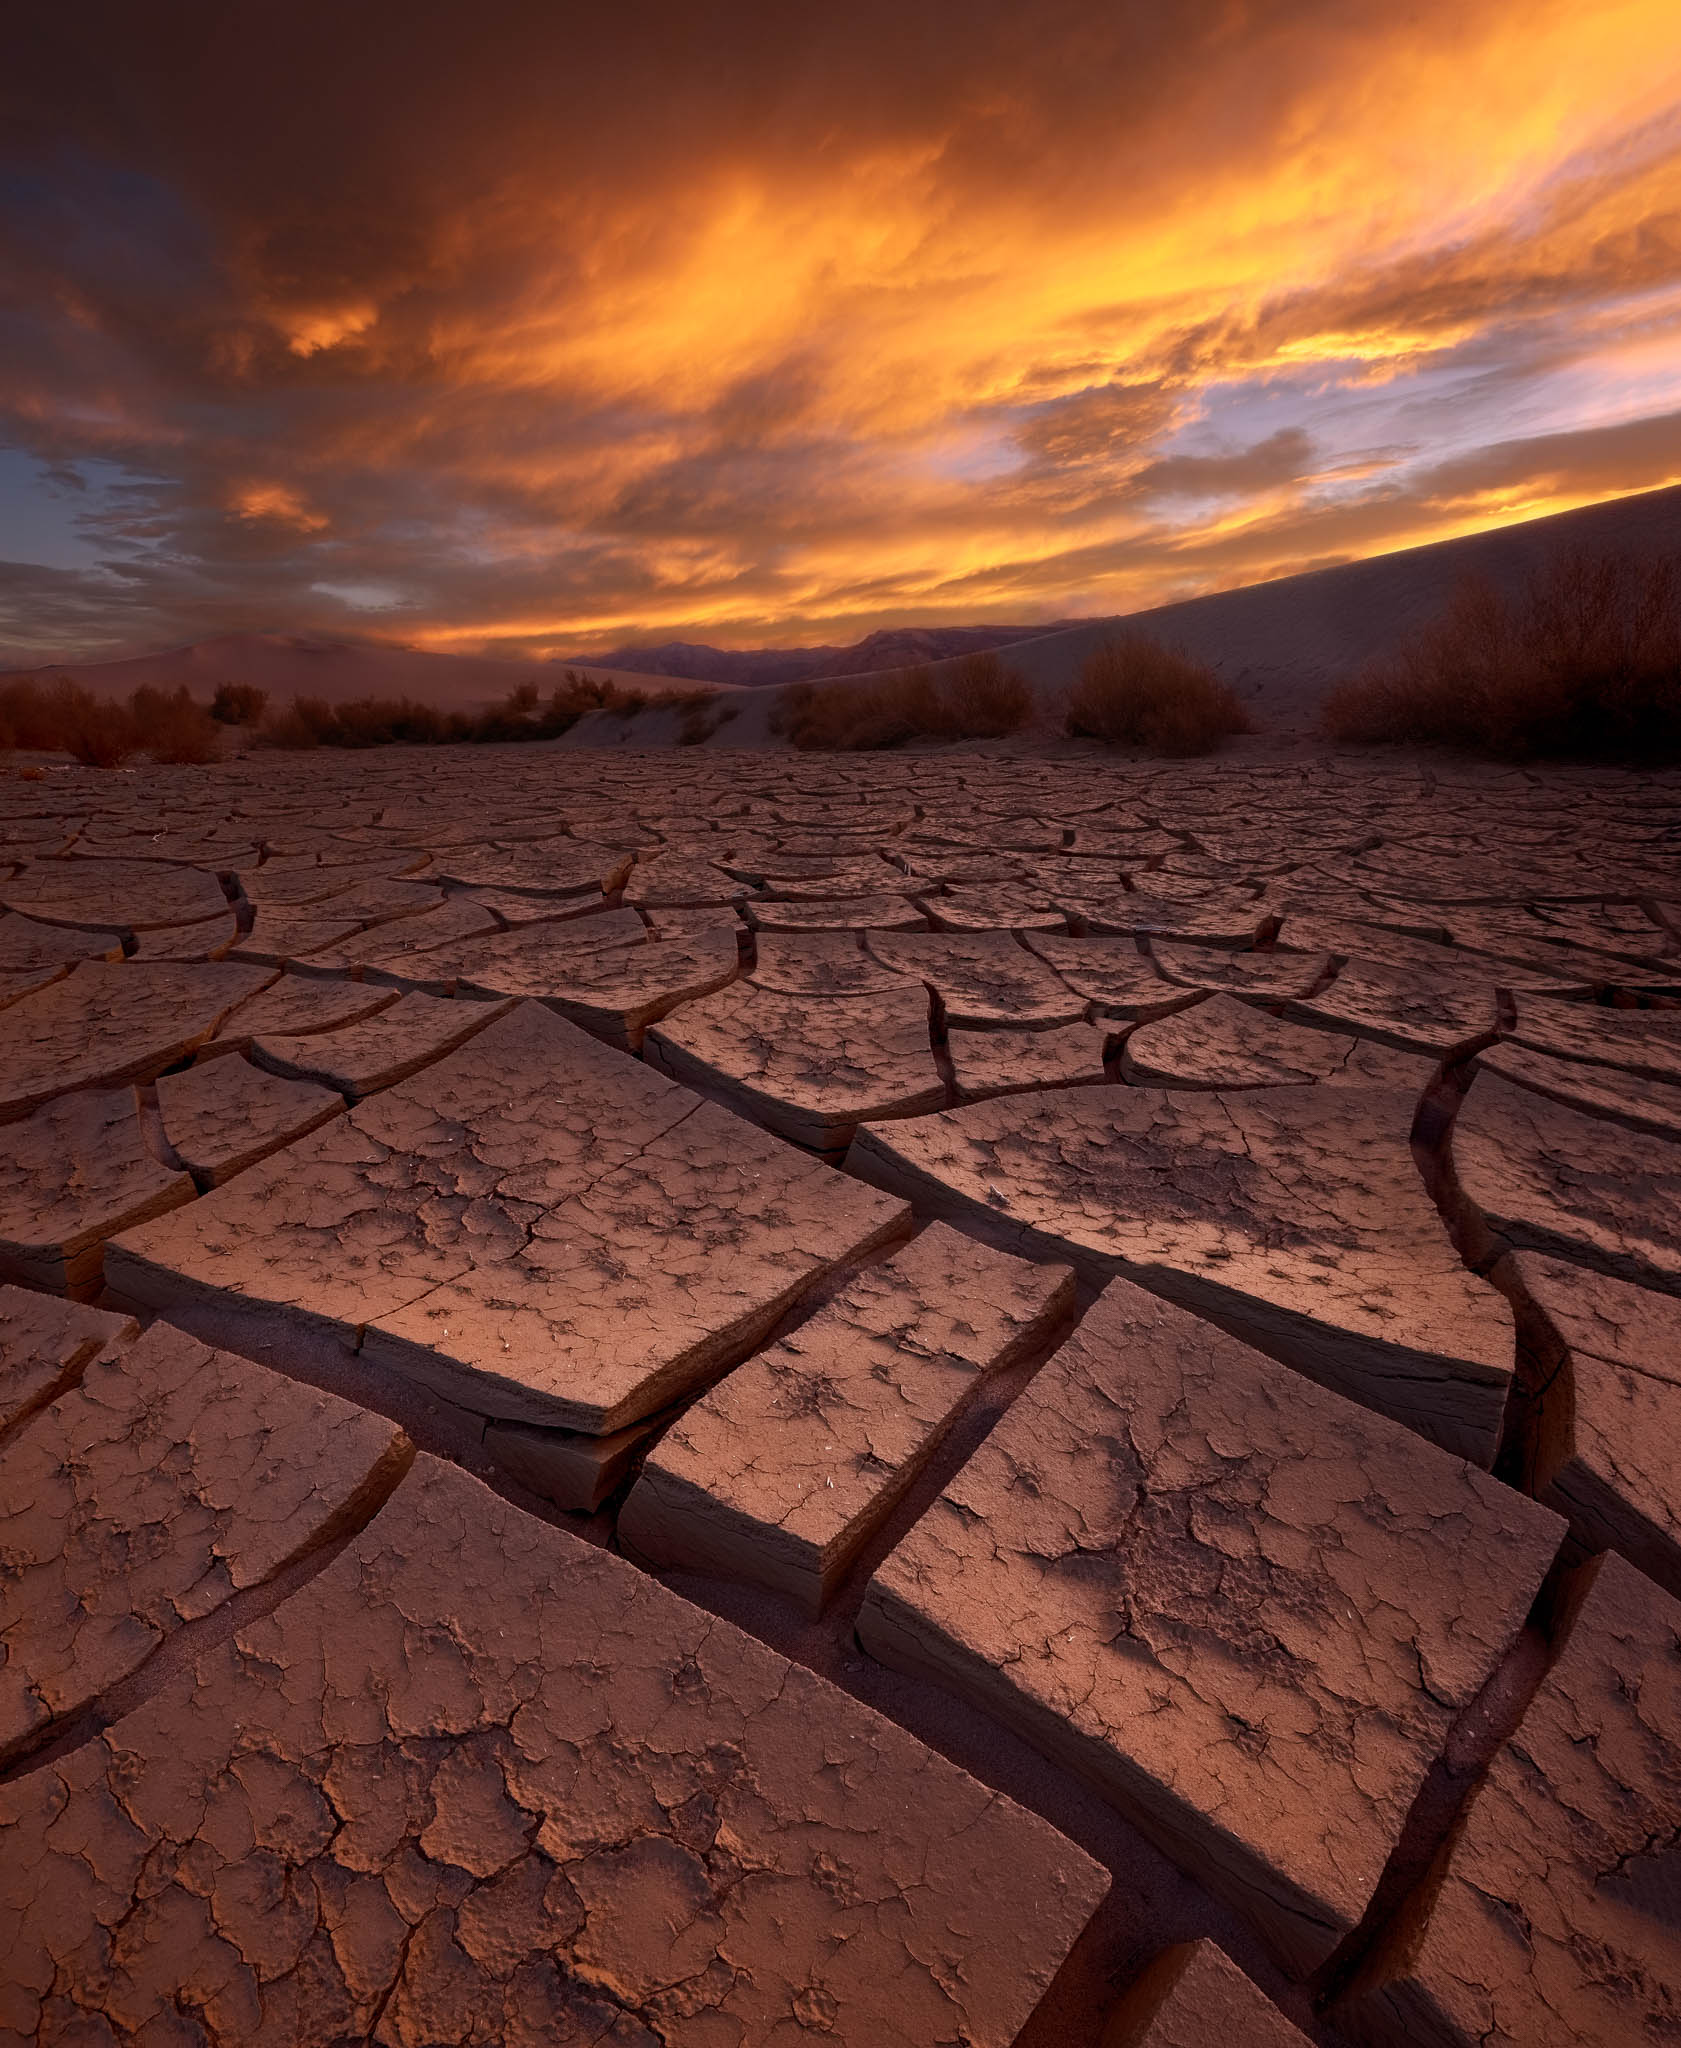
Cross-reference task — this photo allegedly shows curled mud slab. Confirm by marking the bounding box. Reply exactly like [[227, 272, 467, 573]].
[[1451, 1068, 1681, 1293], [645, 978, 945, 1150], [0, 959, 275, 1121], [620, 1222, 1073, 1613], [108, 1003, 910, 1433], [859, 1279, 1562, 1976], [1504, 1251, 1681, 1600]]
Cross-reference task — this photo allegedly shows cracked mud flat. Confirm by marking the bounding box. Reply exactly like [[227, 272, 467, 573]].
[[858, 1278, 1563, 1975], [1, 742, 1678, 2044], [619, 1222, 1074, 1612], [1339, 1550, 1681, 2048], [0, 1454, 1104, 2047], [847, 1078, 1517, 1462]]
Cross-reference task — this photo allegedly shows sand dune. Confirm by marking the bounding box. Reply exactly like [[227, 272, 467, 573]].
[[819, 483, 1681, 736], [11, 484, 1681, 742]]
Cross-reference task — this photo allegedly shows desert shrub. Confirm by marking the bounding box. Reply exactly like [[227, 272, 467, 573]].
[[0, 675, 215, 765], [0, 675, 135, 760], [773, 656, 1032, 751], [1065, 636, 1252, 756], [531, 670, 645, 735], [675, 691, 738, 745], [332, 697, 451, 746], [255, 670, 656, 750], [210, 681, 268, 725], [130, 685, 221, 764], [260, 695, 337, 747], [47, 681, 140, 767], [0, 677, 69, 752], [773, 669, 936, 750], [468, 680, 545, 742], [1322, 551, 1681, 758], [941, 650, 1034, 737]]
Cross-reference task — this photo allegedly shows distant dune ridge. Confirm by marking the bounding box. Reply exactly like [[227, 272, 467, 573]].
[[9, 484, 1681, 740], [867, 483, 1681, 737], [574, 623, 1085, 690]]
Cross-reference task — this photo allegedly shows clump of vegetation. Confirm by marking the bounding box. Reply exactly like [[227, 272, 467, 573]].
[[210, 681, 269, 725], [1, 676, 135, 765], [0, 675, 222, 767], [772, 651, 1034, 751], [0, 676, 82, 755], [1322, 551, 1681, 758], [1065, 636, 1252, 756], [942, 650, 1036, 737], [257, 670, 655, 749], [42, 681, 138, 767], [676, 694, 738, 746], [129, 685, 220, 764]]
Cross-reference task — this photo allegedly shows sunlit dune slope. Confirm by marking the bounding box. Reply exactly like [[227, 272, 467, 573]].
[[828, 482, 1681, 737]]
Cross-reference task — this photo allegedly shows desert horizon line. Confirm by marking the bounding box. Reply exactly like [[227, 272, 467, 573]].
[[11, 476, 1681, 676]]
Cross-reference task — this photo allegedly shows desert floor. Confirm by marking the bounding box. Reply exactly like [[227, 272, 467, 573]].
[[1, 739, 1678, 2047]]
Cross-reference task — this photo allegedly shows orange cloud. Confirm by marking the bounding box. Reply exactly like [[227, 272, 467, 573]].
[[229, 484, 328, 530]]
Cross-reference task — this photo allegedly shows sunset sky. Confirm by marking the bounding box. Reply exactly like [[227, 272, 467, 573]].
[[2, 0, 1680, 665]]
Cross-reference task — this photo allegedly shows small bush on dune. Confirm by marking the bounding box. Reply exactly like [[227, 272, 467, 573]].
[[0, 676, 223, 766], [775, 669, 941, 750], [1322, 551, 1681, 758], [0, 676, 138, 765], [1065, 636, 1252, 756], [330, 697, 453, 747], [0, 677, 73, 752], [131, 685, 220, 764], [536, 671, 650, 734], [260, 695, 338, 748], [43, 680, 139, 768], [677, 695, 738, 746], [773, 654, 1033, 751], [255, 670, 656, 750], [942, 650, 1034, 737], [210, 681, 268, 725], [469, 680, 545, 743]]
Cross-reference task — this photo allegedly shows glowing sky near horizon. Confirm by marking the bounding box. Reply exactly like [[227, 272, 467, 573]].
[[2, 0, 1680, 663]]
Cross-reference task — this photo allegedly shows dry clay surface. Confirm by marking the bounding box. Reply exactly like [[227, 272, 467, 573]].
[[860, 1279, 1563, 1974], [109, 1001, 911, 1433], [0, 1318, 409, 1767], [850, 1080, 1516, 1462], [1343, 1550, 1681, 2048], [1506, 1250, 1681, 1599], [1105, 1939, 1313, 2046], [0, 1451, 1105, 2048], [620, 1221, 1074, 1611], [1, 744, 1680, 2044]]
